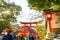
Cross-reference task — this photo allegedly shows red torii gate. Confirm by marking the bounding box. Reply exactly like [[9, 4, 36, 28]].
[[20, 22, 38, 37], [43, 9, 54, 33]]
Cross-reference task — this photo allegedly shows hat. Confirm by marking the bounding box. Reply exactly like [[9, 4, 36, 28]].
[[8, 30, 12, 33]]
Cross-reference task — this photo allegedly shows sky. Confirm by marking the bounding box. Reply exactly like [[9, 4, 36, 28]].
[[4, 0, 44, 24], [4, 0, 31, 13]]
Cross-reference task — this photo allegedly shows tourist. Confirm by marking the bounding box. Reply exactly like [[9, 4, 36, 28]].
[[12, 32, 17, 40], [26, 35, 29, 40], [29, 34, 35, 40], [20, 34, 25, 40], [2, 30, 13, 40]]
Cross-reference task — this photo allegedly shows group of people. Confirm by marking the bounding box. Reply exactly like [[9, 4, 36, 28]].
[[17, 33, 40, 40], [2, 30, 40, 40]]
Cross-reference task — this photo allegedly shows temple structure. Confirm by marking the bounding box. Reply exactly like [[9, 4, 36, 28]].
[[20, 22, 38, 37]]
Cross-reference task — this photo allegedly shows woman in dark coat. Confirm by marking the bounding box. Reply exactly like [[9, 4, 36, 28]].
[[2, 30, 13, 40]]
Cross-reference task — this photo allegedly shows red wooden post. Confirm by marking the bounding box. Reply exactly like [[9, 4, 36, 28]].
[[47, 17, 52, 32], [24, 24, 27, 37], [30, 24, 32, 28], [36, 32, 38, 38], [49, 21, 52, 32]]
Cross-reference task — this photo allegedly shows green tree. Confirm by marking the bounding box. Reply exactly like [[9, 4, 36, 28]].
[[27, 0, 60, 24], [0, 0, 3, 4], [35, 23, 46, 40], [0, 0, 21, 33], [27, 0, 60, 11]]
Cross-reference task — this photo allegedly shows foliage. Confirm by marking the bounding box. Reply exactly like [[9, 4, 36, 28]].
[[0, 0, 3, 4], [0, 0, 21, 33], [27, 0, 60, 11], [34, 24, 46, 40], [0, 21, 4, 34], [55, 12, 60, 23], [27, 0, 60, 23], [0, 0, 21, 22]]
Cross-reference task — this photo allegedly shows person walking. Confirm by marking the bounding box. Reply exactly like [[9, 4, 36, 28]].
[[12, 32, 17, 40], [2, 30, 13, 40], [29, 34, 35, 40], [26, 35, 29, 40], [20, 34, 25, 40]]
